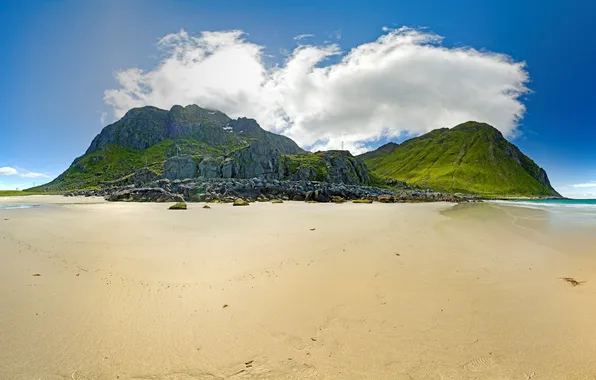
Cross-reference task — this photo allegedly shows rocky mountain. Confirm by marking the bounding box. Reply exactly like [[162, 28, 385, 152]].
[[359, 121, 560, 197], [86, 104, 302, 154], [36, 104, 370, 191]]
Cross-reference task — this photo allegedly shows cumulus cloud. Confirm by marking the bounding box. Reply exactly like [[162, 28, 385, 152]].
[[0, 167, 50, 178], [104, 27, 530, 154], [0, 167, 18, 176]]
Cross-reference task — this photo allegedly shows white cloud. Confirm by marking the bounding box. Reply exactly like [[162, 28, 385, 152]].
[[0, 167, 18, 176], [294, 34, 314, 41], [19, 172, 49, 179], [570, 182, 596, 188], [0, 166, 50, 178], [100, 111, 107, 125], [104, 27, 530, 154]]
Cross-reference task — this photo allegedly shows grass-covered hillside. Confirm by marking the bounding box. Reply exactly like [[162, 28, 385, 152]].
[[359, 122, 560, 197]]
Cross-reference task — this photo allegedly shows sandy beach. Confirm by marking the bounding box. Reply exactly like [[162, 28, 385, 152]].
[[1, 196, 596, 380]]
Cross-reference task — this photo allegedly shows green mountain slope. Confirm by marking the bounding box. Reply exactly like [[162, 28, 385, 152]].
[[359, 122, 560, 197]]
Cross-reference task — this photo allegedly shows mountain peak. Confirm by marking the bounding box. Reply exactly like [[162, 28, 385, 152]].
[[84, 103, 303, 159], [452, 121, 504, 136]]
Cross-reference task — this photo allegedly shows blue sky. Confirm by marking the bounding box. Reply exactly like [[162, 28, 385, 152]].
[[1, 0, 595, 196]]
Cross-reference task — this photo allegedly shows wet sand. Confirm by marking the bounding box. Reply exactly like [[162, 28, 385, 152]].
[[1, 196, 595, 379]]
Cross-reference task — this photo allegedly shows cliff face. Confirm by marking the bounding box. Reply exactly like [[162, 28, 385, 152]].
[[163, 142, 370, 185]]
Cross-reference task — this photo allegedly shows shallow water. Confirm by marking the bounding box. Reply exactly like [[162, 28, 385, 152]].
[[444, 201, 596, 259], [0, 204, 39, 210], [489, 199, 596, 231]]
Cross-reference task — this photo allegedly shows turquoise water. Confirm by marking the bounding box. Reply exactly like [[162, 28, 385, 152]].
[[491, 198, 596, 229], [493, 198, 596, 210], [0, 204, 39, 210], [510, 198, 596, 206]]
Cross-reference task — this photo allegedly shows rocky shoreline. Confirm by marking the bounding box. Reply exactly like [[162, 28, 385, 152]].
[[65, 178, 482, 204]]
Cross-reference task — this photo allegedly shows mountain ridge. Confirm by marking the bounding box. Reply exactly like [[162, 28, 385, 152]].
[[32, 106, 559, 198], [86, 104, 303, 155]]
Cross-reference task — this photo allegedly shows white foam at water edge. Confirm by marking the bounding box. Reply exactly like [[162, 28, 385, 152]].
[[489, 200, 596, 210]]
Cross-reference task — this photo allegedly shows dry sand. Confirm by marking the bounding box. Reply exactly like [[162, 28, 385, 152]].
[[1, 196, 595, 380]]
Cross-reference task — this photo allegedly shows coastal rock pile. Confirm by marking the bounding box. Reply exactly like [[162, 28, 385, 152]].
[[104, 187, 184, 203], [66, 178, 481, 204]]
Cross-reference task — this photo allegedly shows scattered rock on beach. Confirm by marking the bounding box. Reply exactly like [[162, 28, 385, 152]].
[[378, 195, 394, 203], [271, 199, 284, 204], [233, 198, 249, 206], [168, 202, 187, 210], [353, 199, 373, 204], [202, 205, 211, 209], [32, 273, 41, 277]]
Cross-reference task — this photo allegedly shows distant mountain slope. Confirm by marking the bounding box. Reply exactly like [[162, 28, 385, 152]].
[[359, 122, 560, 197]]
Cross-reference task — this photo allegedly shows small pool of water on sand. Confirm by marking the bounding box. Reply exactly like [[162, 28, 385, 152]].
[[0, 204, 40, 210]]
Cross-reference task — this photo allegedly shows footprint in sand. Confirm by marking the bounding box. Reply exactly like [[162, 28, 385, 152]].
[[462, 356, 496, 372], [132, 370, 221, 380], [376, 291, 388, 305]]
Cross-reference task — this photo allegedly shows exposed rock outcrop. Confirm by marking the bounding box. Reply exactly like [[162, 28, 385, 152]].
[[318, 151, 370, 185], [164, 155, 198, 180]]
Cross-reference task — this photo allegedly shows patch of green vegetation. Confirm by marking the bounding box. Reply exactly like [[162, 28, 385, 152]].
[[0, 190, 30, 196], [353, 199, 373, 204], [359, 122, 560, 197], [369, 172, 391, 188], [282, 153, 328, 181], [0, 190, 61, 197]]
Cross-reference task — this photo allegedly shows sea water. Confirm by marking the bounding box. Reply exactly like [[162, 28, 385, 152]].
[[492, 198, 596, 212], [490, 198, 596, 231]]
